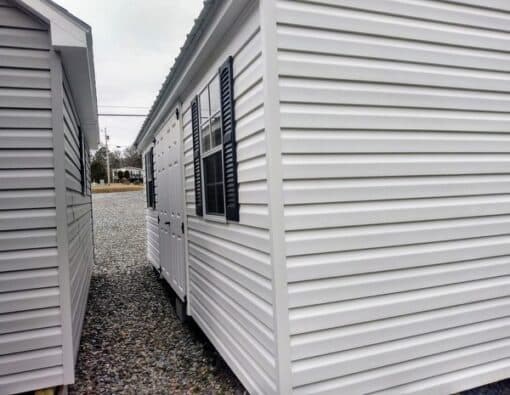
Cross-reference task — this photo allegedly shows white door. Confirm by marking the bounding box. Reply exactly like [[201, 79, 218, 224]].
[[155, 111, 186, 300], [155, 125, 171, 283]]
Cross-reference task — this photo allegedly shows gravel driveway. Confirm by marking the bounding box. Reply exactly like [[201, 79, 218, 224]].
[[67, 190, 510, 394], [69, 190, 244, 394]]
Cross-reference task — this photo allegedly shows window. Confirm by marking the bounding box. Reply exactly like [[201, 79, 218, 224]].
[[145, 148, 155, 209], [199, 75, 225, 216], [192, 56, 239, 221]]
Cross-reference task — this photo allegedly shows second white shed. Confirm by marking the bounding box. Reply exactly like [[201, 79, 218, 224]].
[[0, 1, 97, 393], [134, 0, 510, 393]]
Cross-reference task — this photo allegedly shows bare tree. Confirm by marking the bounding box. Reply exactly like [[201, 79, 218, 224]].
[[122, 145, 142, 168]]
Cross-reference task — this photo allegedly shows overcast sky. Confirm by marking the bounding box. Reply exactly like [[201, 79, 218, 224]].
[[55, 0, 204, 150]]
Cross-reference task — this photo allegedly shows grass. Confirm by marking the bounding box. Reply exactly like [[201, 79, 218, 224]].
[[92, 183, 144, 194]]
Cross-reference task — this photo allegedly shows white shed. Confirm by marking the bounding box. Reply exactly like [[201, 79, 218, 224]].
[[134, 0, 510, 394], [0, 0, 97, 393]]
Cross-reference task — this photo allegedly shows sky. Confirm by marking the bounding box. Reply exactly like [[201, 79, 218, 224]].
[[54, 0, 204, 150]]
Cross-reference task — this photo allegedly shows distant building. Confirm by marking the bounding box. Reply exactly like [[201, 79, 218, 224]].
[[112, 166, 143, 182]]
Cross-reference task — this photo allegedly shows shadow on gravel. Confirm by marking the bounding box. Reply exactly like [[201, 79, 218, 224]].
[[459, 379, 510, 395], [69, 191, 245, 394], [156, 273, 244, 385]]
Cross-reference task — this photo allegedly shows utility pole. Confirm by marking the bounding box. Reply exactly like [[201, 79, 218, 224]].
[[104, 128, 111, 185]]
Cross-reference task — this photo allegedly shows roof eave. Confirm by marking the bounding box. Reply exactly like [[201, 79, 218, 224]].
[[134, 0, 250, 151], [15, 0, 99, 149]]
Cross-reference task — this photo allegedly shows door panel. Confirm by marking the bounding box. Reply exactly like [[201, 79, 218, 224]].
[[155, 111, 186, 300]]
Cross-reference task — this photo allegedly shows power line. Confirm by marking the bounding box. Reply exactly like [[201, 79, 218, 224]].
[[98, 113, 147, 117], [99, 105, 150, 109]]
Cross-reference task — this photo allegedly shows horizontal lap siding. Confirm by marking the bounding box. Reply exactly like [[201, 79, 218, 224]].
[[275, 1, 510, 393], [0, 3, 64, 394], [145, 209, 159, 267], [63, 81, 93, 359], [182, 6, 275, 394]]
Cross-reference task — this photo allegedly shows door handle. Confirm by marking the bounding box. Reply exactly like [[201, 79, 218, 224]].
[[165, 221, 171, 225]]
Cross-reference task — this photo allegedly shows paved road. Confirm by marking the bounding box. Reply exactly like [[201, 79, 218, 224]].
[[69, 190, 244, 394]]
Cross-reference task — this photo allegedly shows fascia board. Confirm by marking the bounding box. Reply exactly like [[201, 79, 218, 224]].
[[16, 0, 88, 47]]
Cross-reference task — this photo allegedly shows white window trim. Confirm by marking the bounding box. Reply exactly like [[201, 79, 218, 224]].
[[201, 150, 227, 223], [198, 76, 227, 222]]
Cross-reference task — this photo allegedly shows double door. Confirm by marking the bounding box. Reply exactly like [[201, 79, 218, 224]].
[[155, 111, 186, 300]]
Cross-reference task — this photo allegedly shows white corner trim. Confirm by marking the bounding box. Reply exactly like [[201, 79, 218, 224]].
[[259, 0, 292, 393], [50, 50, 75, 384]]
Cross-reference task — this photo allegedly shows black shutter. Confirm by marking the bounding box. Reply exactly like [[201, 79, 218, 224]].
[[145, 148, 156, 209], [145, 153, 150, 206], [150, 147, 156, 209], [147, 147, 152, 209], [78, 127, 85, 195], [219, 57, 239, 221], [191, 96, 203, 216]]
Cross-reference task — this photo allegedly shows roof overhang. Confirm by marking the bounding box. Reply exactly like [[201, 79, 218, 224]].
[[15, 0, 99, 148], [133, 0, 251, 152]]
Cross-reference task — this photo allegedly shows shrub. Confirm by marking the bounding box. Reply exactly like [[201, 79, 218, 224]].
[[120, 177, 130, 185]]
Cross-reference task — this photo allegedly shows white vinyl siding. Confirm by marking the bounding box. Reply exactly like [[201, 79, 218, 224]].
[[0, 3, 64, 394], [275, 0, 510, 393], [180, 4, 276, 394], [145, 210, 159, 267], [63, 79, 93, 359]]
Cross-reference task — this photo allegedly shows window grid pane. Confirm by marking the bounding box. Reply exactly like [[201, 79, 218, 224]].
[[203, 151, 224, 215], [209, 76, 220, 115], [200, 88, 210, 123], [201, 121, 211, 153], [211, 112, 222, 149]]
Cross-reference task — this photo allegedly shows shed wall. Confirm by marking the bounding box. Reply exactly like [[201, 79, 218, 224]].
[[179, 3, 277, 393], [62, 77, 93, 359], [0, 3, 65, 393], [274, 0, 510, 393], [146, 210, 159, 267]]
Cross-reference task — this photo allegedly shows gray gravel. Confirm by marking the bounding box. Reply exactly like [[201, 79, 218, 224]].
[[460, 380, 510, 395], [67, 190, 510, 394], [69, 190, 245, 394]]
